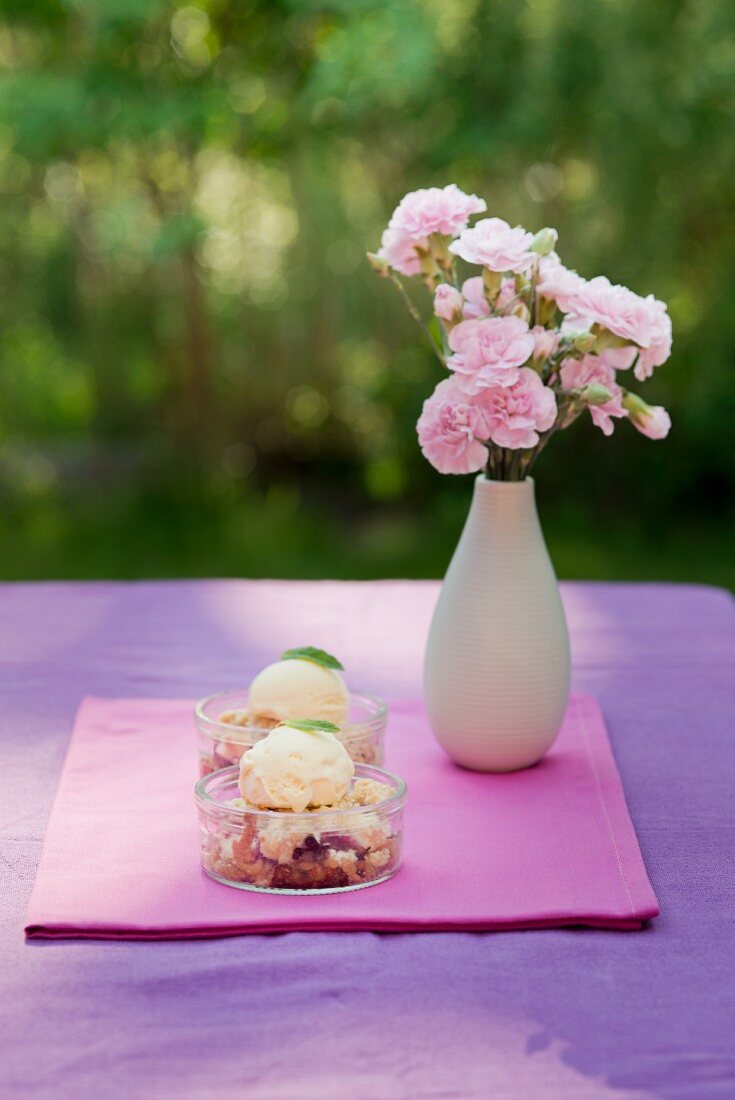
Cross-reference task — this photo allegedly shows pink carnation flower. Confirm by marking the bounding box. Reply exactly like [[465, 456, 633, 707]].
[[376, 225, 425, 277], [389, 185, 486, 241], [447, 317, 535, 396], [433, 284, 463, 322], [560, 355, 626, 437], [537, 256, 585, 315], [460, 276, 491, 319], [480, 368, 558, 449], [449, 217, 535, 274], [574, 276, 655, 348], [416, 377, 490, 475], [635, 297, 672, 380]]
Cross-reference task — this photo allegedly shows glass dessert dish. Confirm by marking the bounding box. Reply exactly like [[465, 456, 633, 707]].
[[196, 763, 406, 893], [195, 688, 388, 775]]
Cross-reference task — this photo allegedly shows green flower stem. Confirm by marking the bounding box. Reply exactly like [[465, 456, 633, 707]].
[[528, 258, 540, 328], [484, 442, 502, 480], [519, 394, 585, 478], [520, 432, 554, 478], [389, 272, 446, 367], [438, 320, 450, 358], [509, 448, 525, 480]]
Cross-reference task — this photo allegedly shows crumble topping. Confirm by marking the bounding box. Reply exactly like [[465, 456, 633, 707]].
[[199, 775, 402, 891]]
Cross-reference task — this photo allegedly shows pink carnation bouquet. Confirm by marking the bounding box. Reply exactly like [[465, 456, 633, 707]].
[[369, 185, 671, 479]]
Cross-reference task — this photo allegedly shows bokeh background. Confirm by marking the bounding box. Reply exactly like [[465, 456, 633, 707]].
[[0, 0, 733, 584]]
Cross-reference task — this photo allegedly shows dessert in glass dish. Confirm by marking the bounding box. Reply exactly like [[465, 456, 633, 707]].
[[196, 720, 407, 893], [195, 647, 387, 775]]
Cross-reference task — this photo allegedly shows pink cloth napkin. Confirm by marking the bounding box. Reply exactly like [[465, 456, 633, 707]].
[[25, 694, 658, 939]]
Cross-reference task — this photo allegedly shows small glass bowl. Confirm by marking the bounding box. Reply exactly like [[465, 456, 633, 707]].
[[195, 763, 407, 894], [194, 688, 387, 776]]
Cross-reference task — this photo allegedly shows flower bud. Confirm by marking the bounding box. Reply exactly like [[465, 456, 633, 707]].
[[582, 383, 614, 406], [433, 283, 463, 325], [622, 391, 671, 440], [366, 252, 391, 277], [530, 227, 559, 256]]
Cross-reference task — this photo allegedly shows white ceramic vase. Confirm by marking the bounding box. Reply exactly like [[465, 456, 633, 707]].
[[424, 475, 570, 772]]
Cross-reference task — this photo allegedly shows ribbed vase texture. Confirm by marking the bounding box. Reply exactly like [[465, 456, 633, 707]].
[[424, 475, 570, 772]]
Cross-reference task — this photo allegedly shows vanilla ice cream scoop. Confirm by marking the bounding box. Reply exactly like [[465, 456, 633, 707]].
[[247, 650, 350, 726], [238, 721, 355, 813]]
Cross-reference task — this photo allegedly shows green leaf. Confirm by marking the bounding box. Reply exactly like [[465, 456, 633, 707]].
[[280, 646, 344, 671], [281, 718, 340, 734]]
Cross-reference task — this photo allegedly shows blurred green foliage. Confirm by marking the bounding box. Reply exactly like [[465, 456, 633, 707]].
[[0, 0, 733, 584]]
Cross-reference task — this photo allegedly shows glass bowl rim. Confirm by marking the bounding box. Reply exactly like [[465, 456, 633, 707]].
[[195, 762, 407, 822], [194, 687, 388, 745]]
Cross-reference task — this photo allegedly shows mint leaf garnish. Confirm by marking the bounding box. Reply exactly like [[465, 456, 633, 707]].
[[280, 647, 344, 671], [281, 718, 340, 734]]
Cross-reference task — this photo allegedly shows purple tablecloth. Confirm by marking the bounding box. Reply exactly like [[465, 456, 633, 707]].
[[3, 580, 734, 1098]]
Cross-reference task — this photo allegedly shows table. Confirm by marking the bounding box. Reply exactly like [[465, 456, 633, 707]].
[[2, 580, 733, 1099]]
